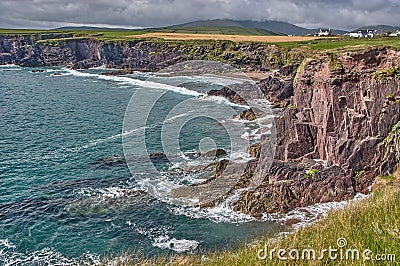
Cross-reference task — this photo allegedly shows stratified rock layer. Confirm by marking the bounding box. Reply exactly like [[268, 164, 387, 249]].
[[234, 48, 400, 215]]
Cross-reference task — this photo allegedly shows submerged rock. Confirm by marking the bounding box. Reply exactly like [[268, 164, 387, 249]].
[[31, 69, 45, 73], [201, 148, 227, 159], [90, 154, 126, 168], [64, 189, 146, 217]]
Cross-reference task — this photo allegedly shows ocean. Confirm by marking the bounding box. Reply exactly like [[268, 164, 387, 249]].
[[0, 64, 282, 264]]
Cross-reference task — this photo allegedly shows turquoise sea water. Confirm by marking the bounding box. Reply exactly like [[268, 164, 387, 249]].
[[0, 65, 281, 264]]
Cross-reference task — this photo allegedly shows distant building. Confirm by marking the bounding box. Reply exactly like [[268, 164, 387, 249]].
[[318, 28, 332, 36], [349, 30, 375, 38], [389, 30, 400, 37]]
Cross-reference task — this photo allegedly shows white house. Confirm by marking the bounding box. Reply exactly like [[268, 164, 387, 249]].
[[318, 28, 332, 36], [389, 30, 400, 37], [349, 30, 375, 38]]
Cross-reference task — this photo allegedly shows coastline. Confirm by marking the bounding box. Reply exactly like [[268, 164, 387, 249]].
[[126, 168, 399, 265], [0, 33, 399, 263]]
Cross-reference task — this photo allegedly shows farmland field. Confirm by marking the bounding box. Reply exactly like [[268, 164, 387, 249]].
[[132, 32, 319, 42]]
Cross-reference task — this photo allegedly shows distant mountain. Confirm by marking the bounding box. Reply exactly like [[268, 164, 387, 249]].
[[355, 25, 400, 34], [55, 26, 135, 31], [171, 19, 347, 35], [54, 20, 354, 36], [154, 25, 280, 36]]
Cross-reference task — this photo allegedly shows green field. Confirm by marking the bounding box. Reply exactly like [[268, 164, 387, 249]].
[[1, 28, 399, 51], [276, 36, 400, 50]]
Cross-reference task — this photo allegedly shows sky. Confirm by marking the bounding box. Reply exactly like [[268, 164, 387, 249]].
[[0, 0, 399, 30]]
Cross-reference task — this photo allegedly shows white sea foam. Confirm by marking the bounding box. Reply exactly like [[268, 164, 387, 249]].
[[241, 128, 263, 141], [0, 68, 21, 71], [151, 73, 249, 87], [262, 193, 370, 230], [136, 176, 181, 202], [199, 95, 249, 109], [165, 112, 189, 122], [66, 69, 203, 96], [125, 222, 197, 253], [191, 74, 252, 86], [74, 184, 140, 198], [229, 151, 252, 163], [0, 239, 16, 249], [0, 64, 19, 68], [0, 239, 99, 266], [152, 236, 199, 253], [169, 189, 256, 224], [0, 64, 21, 71], [88, 65, 113, 70]]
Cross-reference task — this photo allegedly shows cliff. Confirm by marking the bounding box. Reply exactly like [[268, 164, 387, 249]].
[[234, 48, 400, 215], [1, 33, 399, 216], [0, 34, 303, 71]]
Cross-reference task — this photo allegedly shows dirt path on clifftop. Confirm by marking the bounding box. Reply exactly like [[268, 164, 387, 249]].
[[132, 33, 319, 42]]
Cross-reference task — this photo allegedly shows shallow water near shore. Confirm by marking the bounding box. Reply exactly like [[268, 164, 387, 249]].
[[0, 65, 285, 264]]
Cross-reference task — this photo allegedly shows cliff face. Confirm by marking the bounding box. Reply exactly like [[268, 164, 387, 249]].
[[0, 34, 302, 71], [2, 34, 399, 216], [234, 48, 400, 215]]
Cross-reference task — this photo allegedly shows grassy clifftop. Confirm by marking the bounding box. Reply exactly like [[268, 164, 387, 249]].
[[1, 28, 399, 50]]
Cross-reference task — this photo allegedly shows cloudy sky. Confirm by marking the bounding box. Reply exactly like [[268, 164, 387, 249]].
[[0, 0, 399, 30]]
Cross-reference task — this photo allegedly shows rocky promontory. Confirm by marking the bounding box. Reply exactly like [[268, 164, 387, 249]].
[[233, 48, 400, 215], [0, 33, 303, 71], [1, 33, 399, 217]]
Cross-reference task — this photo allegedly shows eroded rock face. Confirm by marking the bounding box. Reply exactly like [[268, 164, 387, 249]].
[[233, 48, 400, 216], [0, 34, 304, 71]]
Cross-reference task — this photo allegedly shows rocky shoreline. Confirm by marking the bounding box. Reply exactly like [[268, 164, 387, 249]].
[[1, 33, 399, 217], [0, 33, 303, 71], [210, 48, 400, 216]]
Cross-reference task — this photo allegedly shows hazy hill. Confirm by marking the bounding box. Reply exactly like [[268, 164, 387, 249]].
[[55, 20, 400, 36], [356, 25, 400, 34], [172, 19, 347, 35]]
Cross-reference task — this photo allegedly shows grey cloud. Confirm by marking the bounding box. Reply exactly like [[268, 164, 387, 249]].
[[0, 0, 399, 30]]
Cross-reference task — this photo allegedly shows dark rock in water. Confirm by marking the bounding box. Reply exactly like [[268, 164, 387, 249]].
[[149, 152, 164, 157], [201, 149, 227, 159], [148, 152, 170, 164], [52, 72, 62, 76], [91, 154, 126, 168], [31, 69, 45, 73], [183, 151, 201, 160], [235, 108, 257, 121], [170, 159, 245, 207], [208, 86, 247, 105], [100, 69, 134, 76], [64, 189, 147, 217]]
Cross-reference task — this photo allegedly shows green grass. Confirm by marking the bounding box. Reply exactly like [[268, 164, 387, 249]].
[[100, 168, 400, 265], [1, 28, 399, 52], [274, 36, 400, 51], [0, 28, 63, 34]]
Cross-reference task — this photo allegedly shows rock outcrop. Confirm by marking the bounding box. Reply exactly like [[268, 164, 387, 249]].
[[234, 48, 400, 216], [0, 34, 304, 71], [2, 33, 399, 217]]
